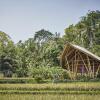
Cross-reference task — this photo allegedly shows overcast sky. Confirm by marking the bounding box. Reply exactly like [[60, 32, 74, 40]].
[[0, 0, 100, 43]]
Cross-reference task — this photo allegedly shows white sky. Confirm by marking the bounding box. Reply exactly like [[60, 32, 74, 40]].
[[0, 0, 100, 43]]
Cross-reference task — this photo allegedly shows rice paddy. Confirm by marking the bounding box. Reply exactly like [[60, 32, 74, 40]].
[[0, 82, 100, 94], [0, 82, 100, 99], [0, 94, 100, 100]]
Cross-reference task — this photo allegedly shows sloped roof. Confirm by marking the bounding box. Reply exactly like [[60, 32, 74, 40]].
[[62, 43, 100, 61]]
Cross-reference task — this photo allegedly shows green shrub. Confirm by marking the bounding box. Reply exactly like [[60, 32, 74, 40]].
[[76, 74, 92, 81], [30, 66, 70, 81], [62, 70, 70, 79], [16, 68, 29, 77], [34, 75, 43, 83]]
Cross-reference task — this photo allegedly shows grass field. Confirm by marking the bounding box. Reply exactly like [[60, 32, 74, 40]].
[[0, 94, 100, 100], [0, 82, 100, 94], [0, 82, 100, 100]]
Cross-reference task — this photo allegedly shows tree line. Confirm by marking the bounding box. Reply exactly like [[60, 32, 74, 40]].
[[0, 10, 100, 77]]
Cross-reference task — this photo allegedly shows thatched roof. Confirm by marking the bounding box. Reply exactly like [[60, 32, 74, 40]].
[[61, 43, 100, 62]]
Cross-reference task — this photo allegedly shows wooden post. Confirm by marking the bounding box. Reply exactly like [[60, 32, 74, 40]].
[[66, 49, 75, 57], [74, 50, 77, 77], [65, 56, 72, 80], [75, 51, 79, 78], [87, 55, 92, 77], [93, 61, 95, 78], [96, 64, 100, 77], [72, 60, 74, 80], [78, 52, 89, 74]]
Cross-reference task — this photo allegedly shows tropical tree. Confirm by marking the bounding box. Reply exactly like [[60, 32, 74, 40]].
[[34, 29, 53, 45], [0, 31, 17, 77]]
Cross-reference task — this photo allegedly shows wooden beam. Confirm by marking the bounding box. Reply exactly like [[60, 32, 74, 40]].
[[61, 45, 70, 61], [75, 52, 79, 77], [96, 64, 100, 77], [74, 50, 76, 73], [78, 52, 89, 73], [65, 56, 70, 71], [69, 59, 95, 61], [65, 45, 71, 55], [68, 55, 76, 64], [87, 55, 92, 77], [93, 61, 95, 78], [74, 51, 79, 77], [66, 49, 75, 57], [74, 50, 77, 77], [72, 60, 74, 72], [65, 56, 73, 80]]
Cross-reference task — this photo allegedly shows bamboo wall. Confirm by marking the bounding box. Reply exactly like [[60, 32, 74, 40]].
[[61, 46, 100, 78]]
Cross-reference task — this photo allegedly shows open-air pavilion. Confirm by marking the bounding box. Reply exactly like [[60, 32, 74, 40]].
[[60, 43, 100, 79]]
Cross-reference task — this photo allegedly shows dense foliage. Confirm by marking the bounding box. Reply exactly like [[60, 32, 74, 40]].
[[64, 10, 100, 56], [0, 10, 100, 80], [0, 29, 64, 77]]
